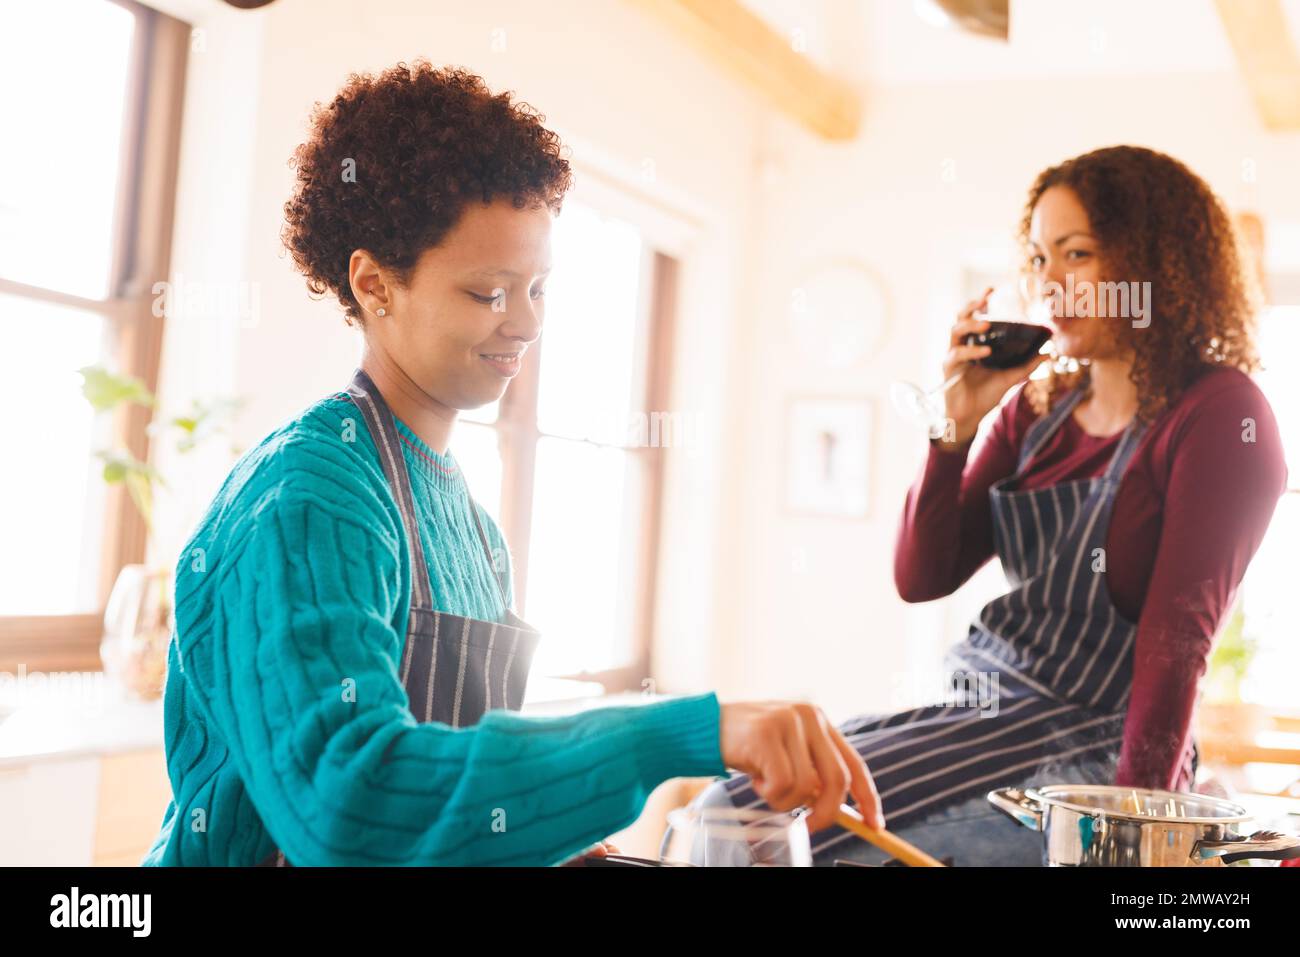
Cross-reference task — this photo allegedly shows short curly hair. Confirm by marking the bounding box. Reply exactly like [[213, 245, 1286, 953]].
[[1019, 145, 1261, 423], [282, 61, 573, 326]]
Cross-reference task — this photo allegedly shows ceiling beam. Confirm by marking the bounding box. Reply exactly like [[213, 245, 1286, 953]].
[[626, 0, 863, 141], [1214, 0, 1300, 131]]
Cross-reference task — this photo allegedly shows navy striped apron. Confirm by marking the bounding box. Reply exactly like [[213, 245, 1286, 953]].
[[719, 376, 1184, 858], [256, 368, 540, 866]]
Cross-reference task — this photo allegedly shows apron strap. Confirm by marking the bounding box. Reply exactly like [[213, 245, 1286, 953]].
[[1014, 369, 1149, 487], [344, 368, 511, 612], [1100, 416, 1150, 486], [466, 497, 511, 609], [346, 368, 436, 611], [1014, 374, 1089, 476]]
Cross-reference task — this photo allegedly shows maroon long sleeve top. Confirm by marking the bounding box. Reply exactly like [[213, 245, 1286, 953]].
[[894, 365, 1288, 791]]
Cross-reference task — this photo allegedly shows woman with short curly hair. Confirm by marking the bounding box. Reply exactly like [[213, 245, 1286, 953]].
[[143, 61, 880, 867], [697, 145, 1288, 867]]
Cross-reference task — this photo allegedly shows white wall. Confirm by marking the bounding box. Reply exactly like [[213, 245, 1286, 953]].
[[150, 0, 266, 571]]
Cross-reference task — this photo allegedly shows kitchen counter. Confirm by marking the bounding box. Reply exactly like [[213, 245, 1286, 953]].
[[0, 672, 614, 768], [0, 674, 163, 769]]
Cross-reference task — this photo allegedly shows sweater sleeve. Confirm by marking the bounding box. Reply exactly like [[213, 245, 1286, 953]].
[[173, 455, 723, 866], [894, 390, 1027, 601], [1114, 382, 1288, 789]]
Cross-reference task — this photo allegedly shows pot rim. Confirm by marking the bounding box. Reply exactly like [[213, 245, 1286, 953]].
[[1023, 783, 1252, 825]]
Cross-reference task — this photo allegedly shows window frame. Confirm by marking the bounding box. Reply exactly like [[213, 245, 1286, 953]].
[[1238, 291, 1300, 713], [467, 246, 680, 693], [0, 0, 189, 673]]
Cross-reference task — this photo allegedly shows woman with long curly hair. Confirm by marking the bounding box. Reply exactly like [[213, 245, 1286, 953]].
[[696, 145, 1287, 866], [143, 61, 881, 866]]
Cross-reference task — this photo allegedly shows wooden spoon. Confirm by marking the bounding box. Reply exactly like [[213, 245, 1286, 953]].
[[835, 804, 947, 867]]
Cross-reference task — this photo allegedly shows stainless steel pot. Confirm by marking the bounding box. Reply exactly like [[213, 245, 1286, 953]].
[[988, 784, 1300, 866]]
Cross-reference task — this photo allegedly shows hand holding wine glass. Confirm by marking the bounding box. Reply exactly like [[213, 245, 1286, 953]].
[[940, 285, 1051, 446], [890, 279, 1053, 442]]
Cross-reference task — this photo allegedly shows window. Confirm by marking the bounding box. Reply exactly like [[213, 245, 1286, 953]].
[[454, 201, 679, 688], [0, 0, 189, 669], [1238, 300, 1300, 710]]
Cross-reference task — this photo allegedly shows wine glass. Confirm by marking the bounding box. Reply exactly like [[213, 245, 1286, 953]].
[[659, 806, 812, 867], [890, 275, 1052, 438]]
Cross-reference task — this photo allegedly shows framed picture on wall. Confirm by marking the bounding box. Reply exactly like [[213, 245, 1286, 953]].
[[785, 396, 874, 518]]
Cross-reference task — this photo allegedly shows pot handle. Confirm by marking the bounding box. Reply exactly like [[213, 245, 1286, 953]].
[[1193, 830, 1300, 865], [987, 787, 1044, 831]]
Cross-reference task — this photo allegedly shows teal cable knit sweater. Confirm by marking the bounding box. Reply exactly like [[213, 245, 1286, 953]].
[[141, 392, 724, 866]]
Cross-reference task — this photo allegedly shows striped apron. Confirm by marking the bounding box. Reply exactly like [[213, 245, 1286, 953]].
[[256, 368, 540, 866], [719, 376, 1193, 858]]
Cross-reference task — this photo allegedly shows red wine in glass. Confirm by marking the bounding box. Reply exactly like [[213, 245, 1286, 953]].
[[889, 279, 1053, 438], [963, 321, 1053, 370]]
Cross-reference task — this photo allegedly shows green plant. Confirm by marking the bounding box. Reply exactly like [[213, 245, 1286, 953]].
[[1204, 599, 1259, 704], [78, 365, 242, 533]]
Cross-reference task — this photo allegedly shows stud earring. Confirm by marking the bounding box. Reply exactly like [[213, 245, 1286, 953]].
[[376, 307, 386, 317]]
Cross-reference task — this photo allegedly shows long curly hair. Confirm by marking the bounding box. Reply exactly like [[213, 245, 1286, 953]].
[[1019, 146, 1261, 422], [282, 61, 573, 326]]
